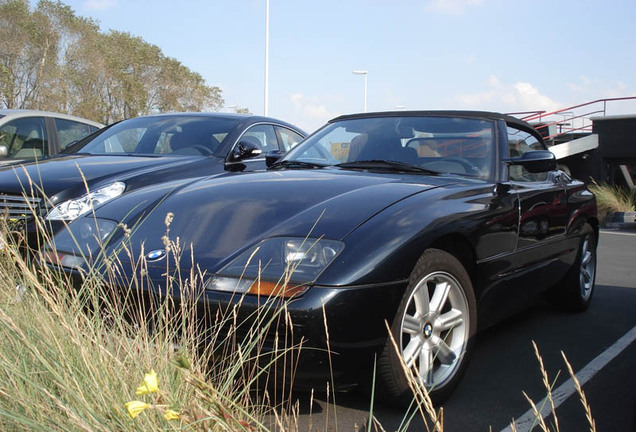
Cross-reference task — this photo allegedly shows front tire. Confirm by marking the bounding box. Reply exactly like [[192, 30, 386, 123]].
[[376, 249, 477, 405]]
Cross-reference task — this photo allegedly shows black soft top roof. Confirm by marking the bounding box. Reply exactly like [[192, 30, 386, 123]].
[[332, 110, 529, 128], [330, 110, 543, 142]]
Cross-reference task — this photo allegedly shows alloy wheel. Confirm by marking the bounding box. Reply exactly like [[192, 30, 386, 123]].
[[399, 271, 470, 389], [579, 236, 596, 301]]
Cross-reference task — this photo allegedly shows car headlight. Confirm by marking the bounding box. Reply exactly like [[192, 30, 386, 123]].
[[42, 217, 119, 269], [46, 182, 126, 220], [206, 237, 344, 298]]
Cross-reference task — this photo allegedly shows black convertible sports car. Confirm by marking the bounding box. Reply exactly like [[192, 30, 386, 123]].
[[45, 111, 597, 404], [0, 112, 305, 249]]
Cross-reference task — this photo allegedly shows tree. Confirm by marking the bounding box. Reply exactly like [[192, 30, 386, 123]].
[[0, 0, 224, 122], [35, 0, 101, 115], [0, 0, 58, 109]]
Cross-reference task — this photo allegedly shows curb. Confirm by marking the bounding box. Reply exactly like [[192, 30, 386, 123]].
[[606, 211, 636, 230]]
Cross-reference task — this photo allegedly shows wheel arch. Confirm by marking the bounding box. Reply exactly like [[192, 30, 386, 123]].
[[428, 233, 477, 288]]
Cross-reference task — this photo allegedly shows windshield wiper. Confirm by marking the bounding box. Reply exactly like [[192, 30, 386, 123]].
[[335, 160, 437, 174], [268, 160, 328, 170], [76, 153, 162, 157]]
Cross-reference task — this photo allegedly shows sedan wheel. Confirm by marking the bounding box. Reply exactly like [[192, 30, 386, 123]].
[[377, 249, 476, 405]]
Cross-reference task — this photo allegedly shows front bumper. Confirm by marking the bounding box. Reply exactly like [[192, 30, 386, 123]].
[[120, 277, 407, 388]]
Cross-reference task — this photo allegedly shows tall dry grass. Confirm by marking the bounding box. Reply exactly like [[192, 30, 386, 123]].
[[0, 211, 305, 431], [589, 182, 636, 224]]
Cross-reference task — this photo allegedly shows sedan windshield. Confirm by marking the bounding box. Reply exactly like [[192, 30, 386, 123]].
[[72, 115, 241, 156], [284, 115, 496, 179]]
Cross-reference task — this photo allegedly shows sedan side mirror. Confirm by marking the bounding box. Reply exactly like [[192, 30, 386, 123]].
[[504, 150, 557, 173], [0, 145, 7, 157], [232, 139, 263, 161], [265, 150, 284, 167]]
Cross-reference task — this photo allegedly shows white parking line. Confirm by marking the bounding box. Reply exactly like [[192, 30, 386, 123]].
[[500, 325, 636, 432]]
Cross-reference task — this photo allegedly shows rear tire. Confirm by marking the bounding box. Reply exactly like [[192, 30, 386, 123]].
[[376, 249, 477, 405], [553, 223, 597, 311]]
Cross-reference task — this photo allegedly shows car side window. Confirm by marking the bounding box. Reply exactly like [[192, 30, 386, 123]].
[[54, 118, 99, 150], [507, 126, 547, 182], [276, 127, 304, 151], [242, 125, 279, 153], [0, 117, 48, 158]]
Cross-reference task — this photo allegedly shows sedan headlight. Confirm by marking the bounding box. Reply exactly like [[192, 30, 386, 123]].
[[42, 217, 119, 269], [46, 182, 126, 220], [206, 237, 344, 298]]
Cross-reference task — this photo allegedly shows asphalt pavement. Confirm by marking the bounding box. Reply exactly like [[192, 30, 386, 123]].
[[285, 229, 636, 432]]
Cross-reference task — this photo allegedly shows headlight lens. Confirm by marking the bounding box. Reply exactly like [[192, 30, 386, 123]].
[[206, 237, 344, 297], [43, 217, 119, 269], [46, 182, 126, 220]]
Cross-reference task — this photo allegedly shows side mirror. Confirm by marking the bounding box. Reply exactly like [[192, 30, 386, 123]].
[[0, 145, 7, 157], [232, 139, 263, 161], [504, 150, 557, 173], [265, 150, 284, 167]]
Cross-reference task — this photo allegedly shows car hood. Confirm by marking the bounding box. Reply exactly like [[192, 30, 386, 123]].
[[0, 154, 206, 200], [104, 169, 447, 271]]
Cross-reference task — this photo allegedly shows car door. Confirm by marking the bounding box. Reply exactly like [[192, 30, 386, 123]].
[[507, 125, 569, 293]]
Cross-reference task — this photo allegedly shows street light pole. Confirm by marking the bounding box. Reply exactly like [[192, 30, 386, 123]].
[[264, 0, 270, 116], [352, 70, 368, 113]]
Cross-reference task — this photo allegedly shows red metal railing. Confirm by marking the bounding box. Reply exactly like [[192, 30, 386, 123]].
[[508, 96, 636, 141]]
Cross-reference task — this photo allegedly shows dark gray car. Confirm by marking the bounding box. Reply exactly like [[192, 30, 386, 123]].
[[0, 112, 306, 250]]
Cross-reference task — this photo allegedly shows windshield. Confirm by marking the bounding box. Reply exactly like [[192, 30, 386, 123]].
[[284, 115, 496, 179], [73, 115, 241, 156]]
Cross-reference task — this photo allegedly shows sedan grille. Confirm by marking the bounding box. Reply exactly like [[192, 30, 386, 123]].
[[0, 194, 43, 221]]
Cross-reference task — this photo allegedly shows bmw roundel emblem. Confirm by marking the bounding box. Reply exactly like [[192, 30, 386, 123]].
[[423, 323, 433, 338], [146, 249, 167, 261]]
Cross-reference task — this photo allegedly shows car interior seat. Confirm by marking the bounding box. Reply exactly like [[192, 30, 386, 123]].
[[169, 133, 191, 152], [170, 130, 216, 155], [12, 137, 44, 158], [347, 134, 368, 162]]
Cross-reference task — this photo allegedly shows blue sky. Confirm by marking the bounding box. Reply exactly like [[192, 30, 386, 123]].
[[50, 0, 636, 131]]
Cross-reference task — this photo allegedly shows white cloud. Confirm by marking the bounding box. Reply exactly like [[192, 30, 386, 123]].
[[513, 82, 561, 110], [453, 75, 561, 113], [288, 93, 339, 131], [425, 0, 483, 15], [82, 0, 117, 11]]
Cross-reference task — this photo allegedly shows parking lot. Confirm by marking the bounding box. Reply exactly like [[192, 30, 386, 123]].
[[291, 229, 636, 431]]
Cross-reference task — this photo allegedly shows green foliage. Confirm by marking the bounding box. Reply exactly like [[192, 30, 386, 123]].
[[0, 0, 224, 123]]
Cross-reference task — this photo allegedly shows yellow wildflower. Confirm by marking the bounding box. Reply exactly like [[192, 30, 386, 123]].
[[125, 401, 150, 419], [135, 369, 159, 395], [164, 409, 181, 421]]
